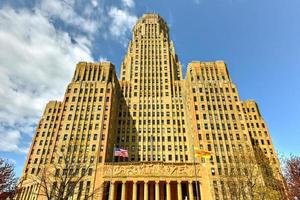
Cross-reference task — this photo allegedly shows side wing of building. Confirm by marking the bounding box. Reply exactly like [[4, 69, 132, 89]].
[[184, 61, 286, 199], [18, 62, 121, 200]]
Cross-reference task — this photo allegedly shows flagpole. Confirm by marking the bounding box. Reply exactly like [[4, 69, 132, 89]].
[[190, 101, 201, 200], [108, 144, 115, 200], [192, 144, 200, 200]]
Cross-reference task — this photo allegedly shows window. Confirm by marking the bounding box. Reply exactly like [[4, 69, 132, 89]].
[[88, 168, 93, 176], [63, 134, 68, 141], [55, 169, 60, 176], [208, 144, 212, 151], [211, 168, 215, 176]]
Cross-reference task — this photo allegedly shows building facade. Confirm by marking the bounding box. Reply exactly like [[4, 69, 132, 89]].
[[18, 14, 285, 200]]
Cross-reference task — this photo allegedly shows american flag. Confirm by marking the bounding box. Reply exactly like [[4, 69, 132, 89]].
[[114, 148, 128, 157]]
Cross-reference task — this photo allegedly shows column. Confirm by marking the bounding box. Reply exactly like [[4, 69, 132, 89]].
[[109, 182, 115, 200], [132, 181, 137, 200], [121, 181, 126, 200], [155, 181, 160, 200], [188, 181, 194, 200], [177, 181, 182, 200], [144, 181, 148, 200], [166, 181, 171, 200], [97, 182, 104, 200]]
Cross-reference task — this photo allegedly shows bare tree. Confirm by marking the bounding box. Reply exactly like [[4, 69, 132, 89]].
[[283, 155, 300, 200], [27, 150, 100, 200], [0, 158, 18, 200], [224, 147, 285, 200]]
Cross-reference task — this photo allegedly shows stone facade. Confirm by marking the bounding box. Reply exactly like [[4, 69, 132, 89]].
[[17, 14, 285, 200]]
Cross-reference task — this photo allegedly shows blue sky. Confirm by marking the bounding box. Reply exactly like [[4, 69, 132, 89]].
[[0, 0, 299, 177]]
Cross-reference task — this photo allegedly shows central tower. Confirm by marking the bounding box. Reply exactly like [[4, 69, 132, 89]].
[[116, 14, 189, 163]]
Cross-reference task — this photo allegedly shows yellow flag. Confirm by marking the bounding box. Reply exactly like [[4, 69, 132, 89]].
[[194, 147, 211, 159]]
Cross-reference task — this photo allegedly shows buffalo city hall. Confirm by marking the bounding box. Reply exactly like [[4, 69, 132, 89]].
[[18, 14, 286, 200]]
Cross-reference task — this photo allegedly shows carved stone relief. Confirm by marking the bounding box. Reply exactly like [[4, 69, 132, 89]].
[[101, 163, 203, 178]]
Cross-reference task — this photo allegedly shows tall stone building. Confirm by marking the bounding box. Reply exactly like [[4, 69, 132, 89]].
[[18, 14, 285, 200]]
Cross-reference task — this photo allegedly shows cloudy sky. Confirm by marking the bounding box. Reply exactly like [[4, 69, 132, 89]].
[[0, 0, 299, 176]]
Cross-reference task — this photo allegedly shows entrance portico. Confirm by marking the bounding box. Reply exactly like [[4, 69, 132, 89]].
[[104, 180, 198, 200], [95, 162, 212, 200]]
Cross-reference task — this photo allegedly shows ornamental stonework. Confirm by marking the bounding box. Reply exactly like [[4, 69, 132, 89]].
[[101, 163, 204, 178]]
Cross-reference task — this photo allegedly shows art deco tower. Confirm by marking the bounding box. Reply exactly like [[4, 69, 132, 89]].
[[18, 14, 286, 200], [116, 14, 189, 163]]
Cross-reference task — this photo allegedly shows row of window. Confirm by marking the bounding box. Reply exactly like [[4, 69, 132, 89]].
[[118, 119, 185, 126], [55, 168, 94, 177], [68, 87, 110, 94], [117, 135, 187, 142], [199, 133, 247, 141], [120, 103, 183, 110], [196, 113, 242, 121], [61, 144, 102, 152], [66, 104, 110, 112], [194, 95, 239, 103], [66, 113, 106, 121], [115, 144, 188, 152], [194, 102, 240, 112], [191, 75, 227, 82], [66, 96, 110, 103], [205, 144, 249, 153], [117, 126, 186, 134], [119, 154, 189, 162], [192, 87, 236, 94], [63, 133, 104, 141], [197, 122, 244, 131], [120, 111, 185, 118], [47, 107, 60, 114]]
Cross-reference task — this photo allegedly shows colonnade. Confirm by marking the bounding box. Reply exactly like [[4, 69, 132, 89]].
[[102, 180, 200, 200]]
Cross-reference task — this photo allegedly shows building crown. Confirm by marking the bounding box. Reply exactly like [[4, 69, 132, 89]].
[[133, 13, 169, 39]]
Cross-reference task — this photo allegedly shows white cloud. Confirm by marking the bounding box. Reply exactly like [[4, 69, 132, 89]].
[[99, 56, 108, 62], [108, 7, 137, 45], [0, 129, 27, 154], [0, 129, 20, 152], [91, 0, 98, 7], [0, 7, 93, 153], [121, 0, 135, 8], [37, 0, 101, 36], [0, 0, 139, 154]]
